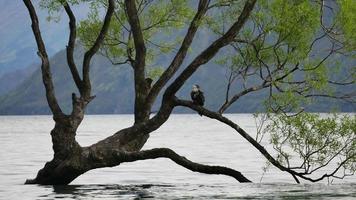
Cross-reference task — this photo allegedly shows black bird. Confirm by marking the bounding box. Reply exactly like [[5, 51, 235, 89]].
[[191, 84, 205, 115]]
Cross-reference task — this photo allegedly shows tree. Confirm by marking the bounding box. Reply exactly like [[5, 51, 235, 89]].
[[23, 0, 355, 185]]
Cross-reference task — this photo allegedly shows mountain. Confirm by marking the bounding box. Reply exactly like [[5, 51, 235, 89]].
[[0, 1, 89, 76], [0, 1, 354, 114], [1, 0, 56, 76], [0, 44, 354, 115], [0, 0, 90, 95], [0, 65, 36, 95], [0, 45, 229, 114]]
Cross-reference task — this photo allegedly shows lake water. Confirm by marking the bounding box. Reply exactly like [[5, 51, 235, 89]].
[[0, 114, 355, 199]]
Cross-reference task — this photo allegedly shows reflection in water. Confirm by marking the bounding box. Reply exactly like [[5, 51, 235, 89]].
[[47, 184, 177, 199], [0, 115, 355, 199], [37, 183, 356, 200]]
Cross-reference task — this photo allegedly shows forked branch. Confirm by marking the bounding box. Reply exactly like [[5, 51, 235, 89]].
[[219, 83, 270, 113], [146, 0, 210, 106], [164, 0, 257, 98]]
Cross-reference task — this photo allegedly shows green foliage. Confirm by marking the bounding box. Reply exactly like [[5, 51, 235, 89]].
[[77, 0, 194, 66], [337, 0, 356, 50], [233, 0, 320, 62], [211, 0, 355, 114], [78, 9, 110, 49], [204, 0, 245, 35], [304, 61, 329, 91], [39, 0, 88, 21], [147, 67, 164, 80], [39, 0, 78, 11], [266, 112, 355, 174], [269, 0, 319, 52], [210, 0, 322, 73]]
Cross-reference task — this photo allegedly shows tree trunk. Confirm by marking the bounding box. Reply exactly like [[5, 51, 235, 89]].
[[25, 117, 83, 184], [26, 100, 176, 185], [25, 116, 151, 185]]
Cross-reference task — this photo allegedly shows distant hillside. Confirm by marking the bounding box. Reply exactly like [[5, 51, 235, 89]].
[[0, 0, 89, 77], [0, 45, 354, 115], [0, 45, 230, 114], [0, 65, 36, 96], [0, 1, 354, 114], [0, 1, 90, 95]]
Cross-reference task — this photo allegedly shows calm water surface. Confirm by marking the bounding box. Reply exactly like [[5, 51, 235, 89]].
[[0, 114, 355, 199]]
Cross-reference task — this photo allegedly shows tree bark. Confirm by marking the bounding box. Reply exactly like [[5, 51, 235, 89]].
[[25, 125, 83, 184], [84, 147, 251, 183], [125, 0, 149, 123], [26, 139, 251, 185]]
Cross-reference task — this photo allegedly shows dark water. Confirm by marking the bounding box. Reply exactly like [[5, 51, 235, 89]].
[[0, 114, 355, 199]]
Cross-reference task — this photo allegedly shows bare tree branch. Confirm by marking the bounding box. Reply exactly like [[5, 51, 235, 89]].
[[88, 147, 251, 183], [219, 83, 270, 113], [82, 0, 115, 98], [23, 0, 64, 117], [63, 2, 83, 94]]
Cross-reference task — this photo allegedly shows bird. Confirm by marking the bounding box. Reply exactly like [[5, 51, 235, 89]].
[[191, 84, 205, 116]]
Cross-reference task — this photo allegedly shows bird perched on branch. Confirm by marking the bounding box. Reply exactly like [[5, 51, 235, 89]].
[[191, 84, 205, 116]]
